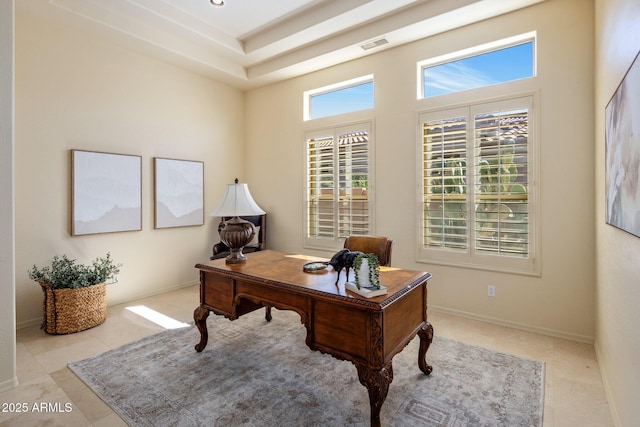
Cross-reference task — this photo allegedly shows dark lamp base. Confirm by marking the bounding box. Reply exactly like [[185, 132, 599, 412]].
[[218, 216, 256, 264]]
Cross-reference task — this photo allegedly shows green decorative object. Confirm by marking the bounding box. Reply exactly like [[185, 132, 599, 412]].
[[353, 253, 380, 289], [29, 253, 121, 289]]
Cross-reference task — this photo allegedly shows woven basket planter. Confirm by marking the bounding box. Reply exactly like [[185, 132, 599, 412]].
[[39, 282, 107, 334]]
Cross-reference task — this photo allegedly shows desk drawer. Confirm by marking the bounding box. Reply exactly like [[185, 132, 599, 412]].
[[201, 272, 234, 314], [235, 280, 310, 312], [383, 285, 425, 357], [313, 300, 368, 361]]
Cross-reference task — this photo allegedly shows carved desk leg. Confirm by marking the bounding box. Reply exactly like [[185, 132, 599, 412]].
[[418, 322, 434, 375], [194, 306, 210, 352], [356, 363, 394, 427]]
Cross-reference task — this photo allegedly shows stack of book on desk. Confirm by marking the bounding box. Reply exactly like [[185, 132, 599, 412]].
[[345, 282, 388, 298]]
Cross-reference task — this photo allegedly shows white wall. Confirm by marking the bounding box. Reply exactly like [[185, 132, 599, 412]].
[[13, 4, 246, 326], [246, 0, 596, 341], [0, 0, 17, 392], [595, 0, 640, 425]]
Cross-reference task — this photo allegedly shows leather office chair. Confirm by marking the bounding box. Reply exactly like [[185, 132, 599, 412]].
[[343, 235, 393, 266], [211, 214, 266, 260]]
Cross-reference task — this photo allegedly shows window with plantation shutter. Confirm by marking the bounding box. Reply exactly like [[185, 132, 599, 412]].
[[419, 96, 536, 273], [305, 122, 373, 249]]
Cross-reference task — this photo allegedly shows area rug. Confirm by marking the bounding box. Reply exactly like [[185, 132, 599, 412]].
[[68, 309, 544, 427]]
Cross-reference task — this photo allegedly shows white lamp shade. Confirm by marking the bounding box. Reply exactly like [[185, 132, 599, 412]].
[[210, 182, 265, 217]]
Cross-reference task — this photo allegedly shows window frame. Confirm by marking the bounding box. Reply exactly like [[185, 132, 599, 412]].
[[416, 94, 539, 275], [304, 75, 374, 121], [304, 120, 375, 251], [417, 32, 536, 100]]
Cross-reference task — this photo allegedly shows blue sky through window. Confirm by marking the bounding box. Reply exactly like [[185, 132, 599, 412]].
[[423, 42, 534, 98], [310, 81, 374, 119]]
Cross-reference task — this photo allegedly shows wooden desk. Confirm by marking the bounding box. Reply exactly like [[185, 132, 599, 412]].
[[194, 250, 433, 427]]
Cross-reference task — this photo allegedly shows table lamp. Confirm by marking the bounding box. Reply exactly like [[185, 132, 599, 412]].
[[210, 178, 265, 264]]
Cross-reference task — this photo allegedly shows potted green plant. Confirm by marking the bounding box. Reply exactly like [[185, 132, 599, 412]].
[[28, 253, 121, 334], [353, 253, 380, 290]]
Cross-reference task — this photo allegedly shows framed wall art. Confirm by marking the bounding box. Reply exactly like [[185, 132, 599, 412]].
[[71, 150, 142, 236], [605, 50, 640, 238], [154, 157, 204, 229]]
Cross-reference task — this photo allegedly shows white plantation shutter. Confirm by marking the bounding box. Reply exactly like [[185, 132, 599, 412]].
[[419, 96, 535, 273], [307, 134, 335, 238], [338, 131, 369, 236], [422, 111, 469, 250], [306, 123, 372, 248], [473, 106, 530, 257]]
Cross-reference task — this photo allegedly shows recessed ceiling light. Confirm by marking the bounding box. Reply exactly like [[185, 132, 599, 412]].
[[210, 0, 224, 6]]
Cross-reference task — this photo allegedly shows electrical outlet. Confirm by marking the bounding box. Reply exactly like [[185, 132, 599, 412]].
[[487, 285, 496, 297], [107, 274, 120, 284]]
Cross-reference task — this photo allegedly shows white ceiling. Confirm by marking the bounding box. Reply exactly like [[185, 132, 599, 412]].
[[23, 0, 545, 89]]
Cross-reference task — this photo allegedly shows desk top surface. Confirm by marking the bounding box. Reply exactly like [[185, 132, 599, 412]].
[[196, 250, 431, 306]]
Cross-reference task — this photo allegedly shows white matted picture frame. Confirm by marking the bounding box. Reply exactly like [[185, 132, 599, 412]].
[[605, 49, 640, 238], [71, 150, 142, 236], [154, 157, 204, 229]]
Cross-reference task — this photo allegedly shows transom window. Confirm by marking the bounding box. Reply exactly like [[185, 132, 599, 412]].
[[419, 33, 535, 98], [304, 75, 374, 121]]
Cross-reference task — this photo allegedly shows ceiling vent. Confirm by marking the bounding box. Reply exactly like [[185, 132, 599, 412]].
[[360, 38, 389, 51]]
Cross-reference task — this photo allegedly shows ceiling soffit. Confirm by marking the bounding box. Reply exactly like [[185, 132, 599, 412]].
[[34, 0, 545, 89]]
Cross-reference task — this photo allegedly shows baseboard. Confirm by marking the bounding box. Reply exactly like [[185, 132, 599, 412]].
[[594, 340, 622, 427], [428, 304, 595, 344], [16, 317, 41, 329], [0, 376, 18, 393], [16, 280, 199, 330], [106, 280, 199, 307]]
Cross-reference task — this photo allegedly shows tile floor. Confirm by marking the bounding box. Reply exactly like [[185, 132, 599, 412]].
[[0, 285, 613, 427]]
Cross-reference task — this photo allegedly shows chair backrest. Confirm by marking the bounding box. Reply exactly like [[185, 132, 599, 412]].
[[343, 235, 393, 267], [220, 214, 266, 250]]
